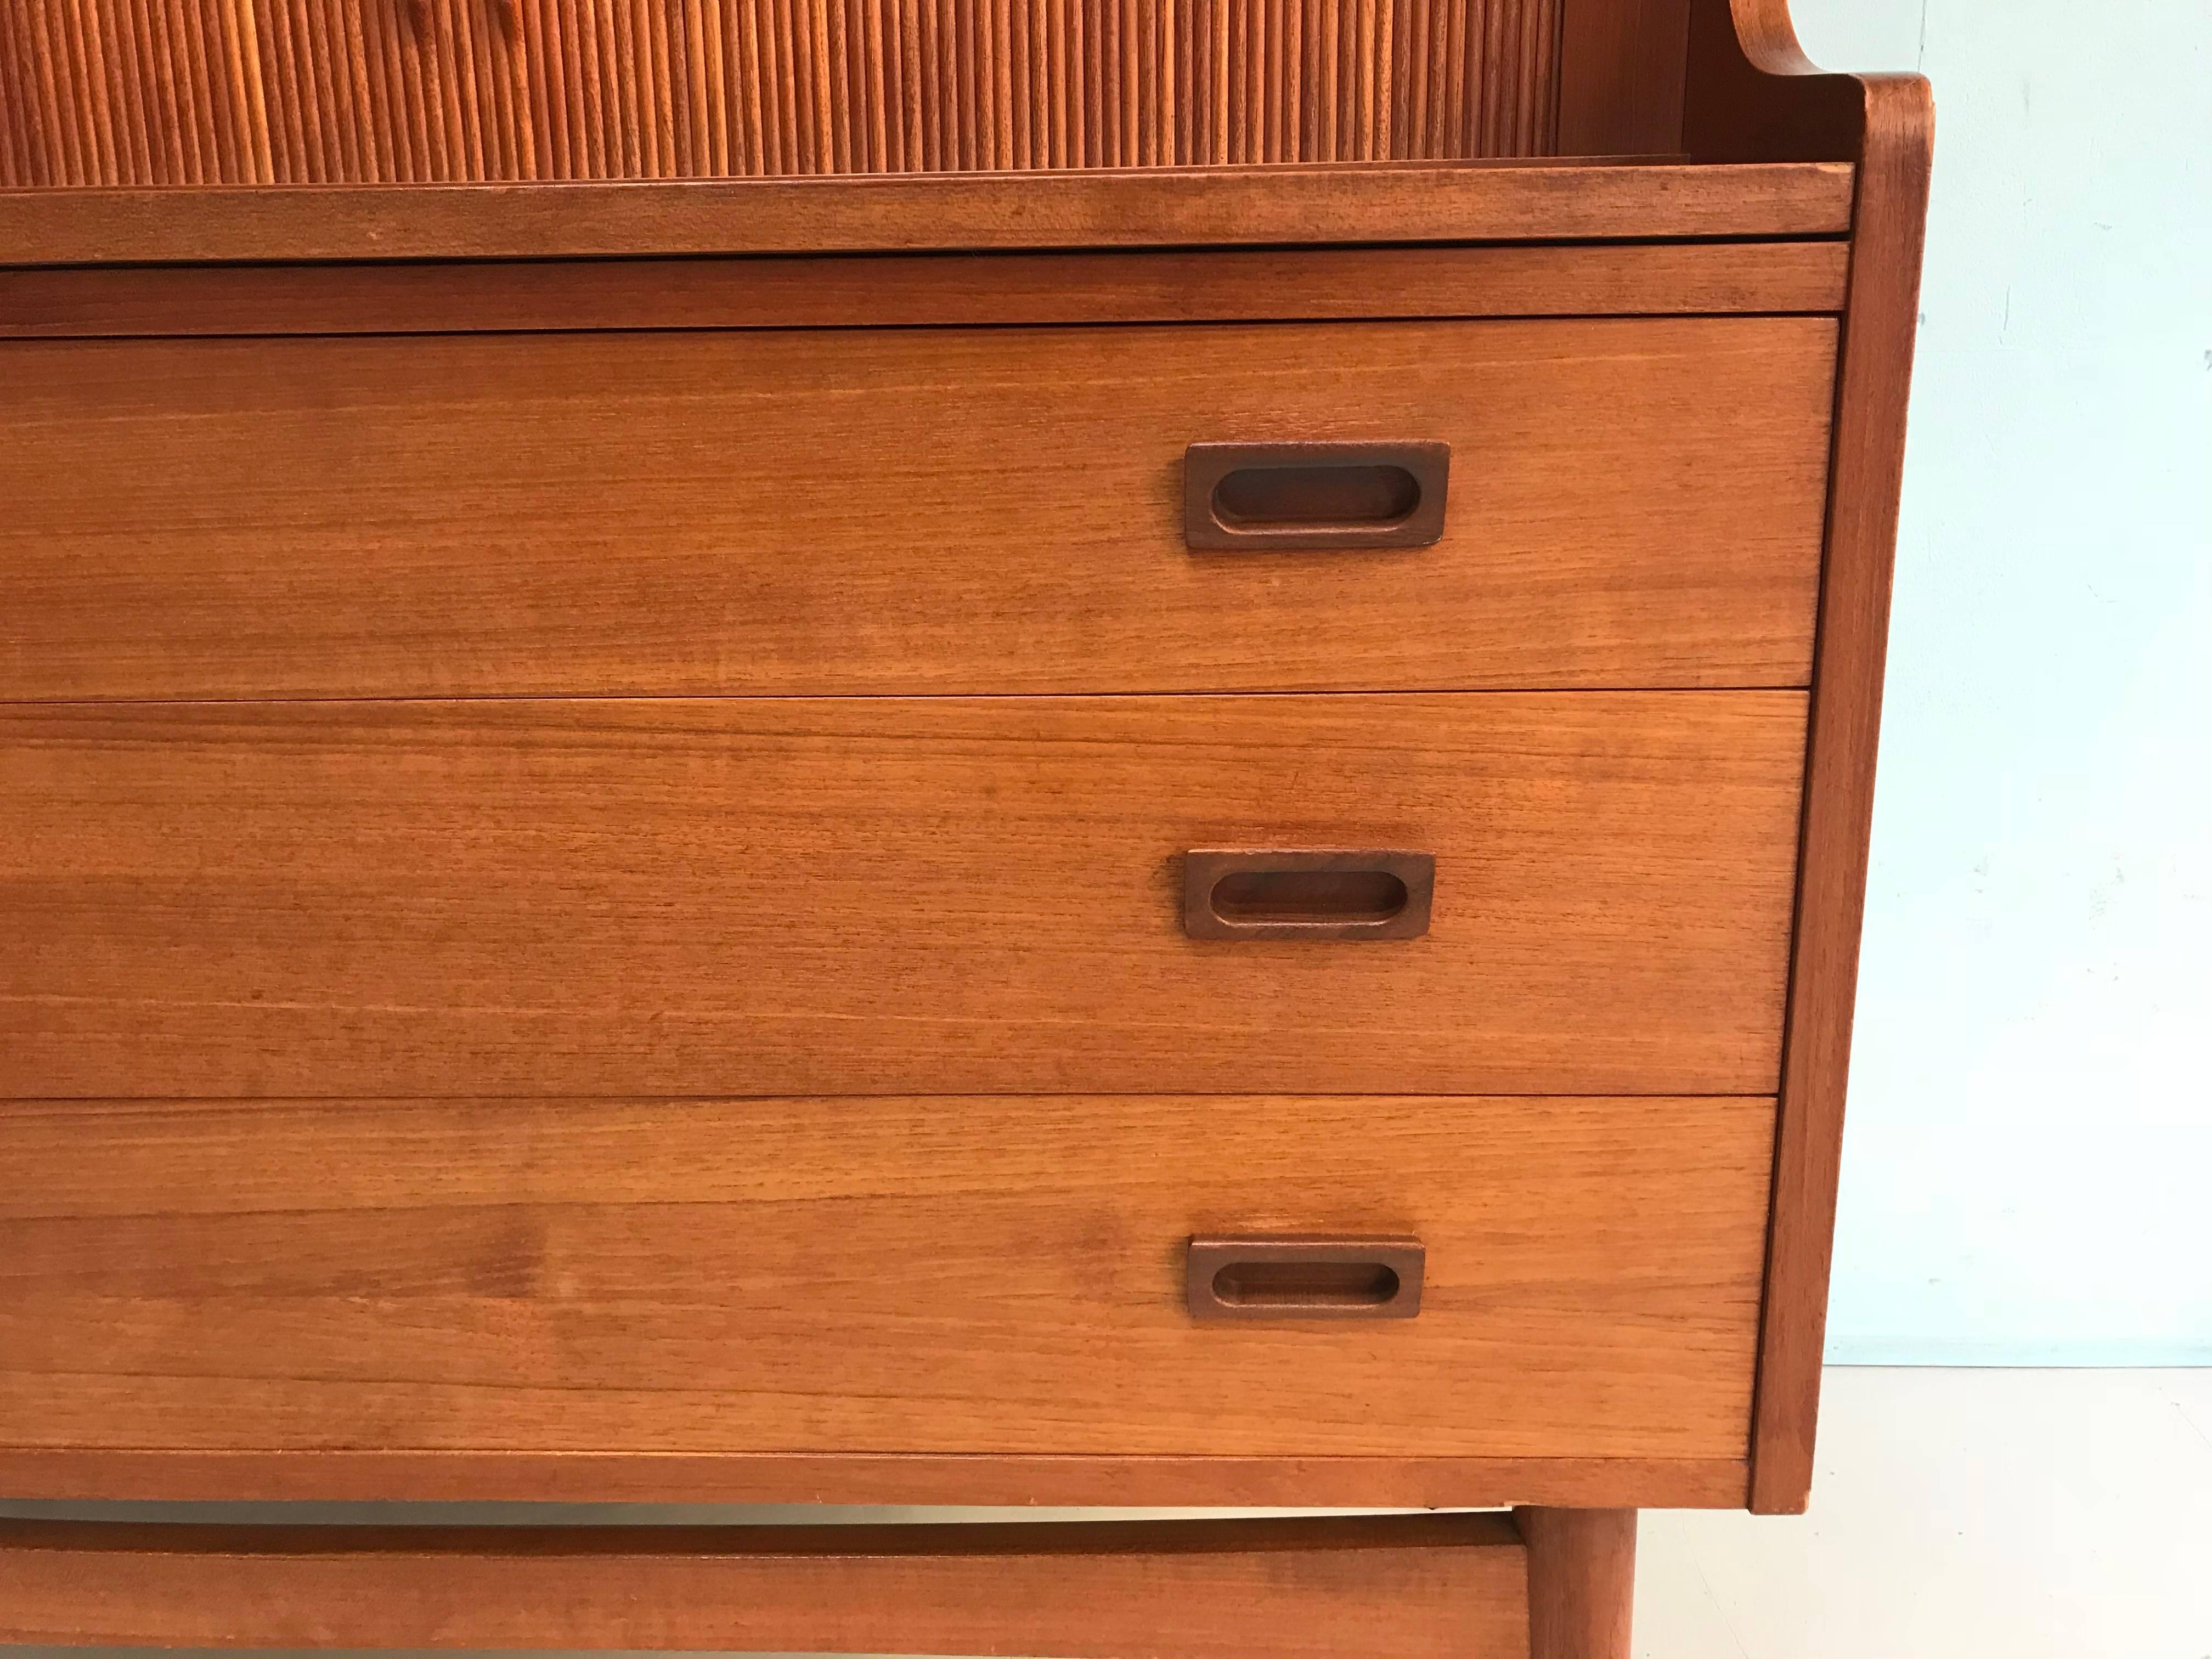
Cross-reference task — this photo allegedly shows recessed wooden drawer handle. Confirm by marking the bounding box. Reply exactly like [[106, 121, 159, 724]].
[[1187, 1236, 1425, 1321], [1184, 441, 1450, 549], [1182, 849, 1434, 940]]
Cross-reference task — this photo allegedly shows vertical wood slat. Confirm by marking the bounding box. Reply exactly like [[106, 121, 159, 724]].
[[138, 0, 179, 181], [26, 0, 82, 181], [0, 6, 28, 182], [97, 0, 150, 183], [178, 0, 224, 178], [71, 0, 122, 180], [0, 0, 1573, 182]]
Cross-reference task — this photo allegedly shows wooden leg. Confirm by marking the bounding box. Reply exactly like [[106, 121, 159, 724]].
[[1513, 1506, 1637, 1659]]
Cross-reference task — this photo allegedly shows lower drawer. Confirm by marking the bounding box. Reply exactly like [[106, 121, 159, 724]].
[[0, 1093, 1773, 1462], [0, 693, 1805, 1098]]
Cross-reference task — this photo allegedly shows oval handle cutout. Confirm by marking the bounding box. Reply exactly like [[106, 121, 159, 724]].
[[1184, 441, 1449, 550], [1211, 1259, 1403, 1309], [1210, 462, 1423, 531], [1209, 866, 1410, 927], [1183, 850, 1434, 940], [1188, 1236, 1425, 1322]]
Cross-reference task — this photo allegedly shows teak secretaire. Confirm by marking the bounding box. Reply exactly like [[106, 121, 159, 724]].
[[0, 1, 1931, 1652]]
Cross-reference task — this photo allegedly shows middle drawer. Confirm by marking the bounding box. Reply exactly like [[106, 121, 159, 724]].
[[1, 692, 1805, 1099]]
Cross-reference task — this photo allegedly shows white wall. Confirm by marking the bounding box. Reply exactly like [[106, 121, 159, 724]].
[[1787, 0, 2212, 1363]]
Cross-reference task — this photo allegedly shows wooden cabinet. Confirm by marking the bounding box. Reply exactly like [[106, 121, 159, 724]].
[[0, 1, 1931, 1652]]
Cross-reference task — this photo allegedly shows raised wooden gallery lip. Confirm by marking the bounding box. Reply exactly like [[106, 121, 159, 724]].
[[0, 160, 1857, 267]]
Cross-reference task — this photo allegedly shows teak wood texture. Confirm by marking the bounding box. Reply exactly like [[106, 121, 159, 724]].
[[0, 161, 1858, 263], [0, 0, 1934, 1610], [1517, 1506, 1637, 1659], [1682, 0, 1935, 1515], [0, 1514, 1532, 1655], [1749, 75, 1929, 1513], [0, 241, 1851, 337], [0, 1093, 1772, 1460], [0, 318, 1836, 699], [0, 1450, 1751, 1509], [0, 693, 1806, 1099], [1555, 0, 1688, 157], [0, 0, 1569, 185]]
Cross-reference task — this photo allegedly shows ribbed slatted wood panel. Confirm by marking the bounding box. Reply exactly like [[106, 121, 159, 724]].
[[0, 0, 1561, 183]]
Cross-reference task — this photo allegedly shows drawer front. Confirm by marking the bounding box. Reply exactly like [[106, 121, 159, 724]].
[[0, 694, 1805, 1099], [0, 1093, 1774, 1460], [0, 318, 1835, 698]]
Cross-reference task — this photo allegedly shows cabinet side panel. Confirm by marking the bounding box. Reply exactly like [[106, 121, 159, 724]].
[[1752, 74, 1935, 1513]]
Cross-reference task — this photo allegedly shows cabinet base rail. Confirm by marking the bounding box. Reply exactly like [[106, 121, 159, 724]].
[[0, 1508, 1643, 1657]]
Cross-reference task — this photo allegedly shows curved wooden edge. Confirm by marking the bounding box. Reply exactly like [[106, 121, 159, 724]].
[[1684, 0, 1875, 162], [0, 1451, 1752, 1511], [0, 161, 1854, 267], [1712, 0, 1935, 1515], [0, 1513, 1530, 1654]]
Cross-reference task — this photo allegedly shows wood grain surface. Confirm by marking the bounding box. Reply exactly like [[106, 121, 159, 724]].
[[0, 0, 1567, 185], [0, 318, 1837, 699], [0, 0, 1922, 1584], [0, 163, 1858, 264], [0, 694, 1808, 1100], [1683, 0, 1861, 163], [0, 241, 1852, 338], [0, 1514, 1531, 1655], [1556, 0, 1691, 156], [0, 1093, 1773, 1458], [0, 1448, 1751, 1509], [1516, 1506, 1638, 1658], [1743, 60, 1935, 1520], [1673, 0, 1934, 1516]]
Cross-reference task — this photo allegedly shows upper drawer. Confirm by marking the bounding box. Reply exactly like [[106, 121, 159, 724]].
[[0, 693, 1803, 1101], [0, 318, 1835, 698]]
